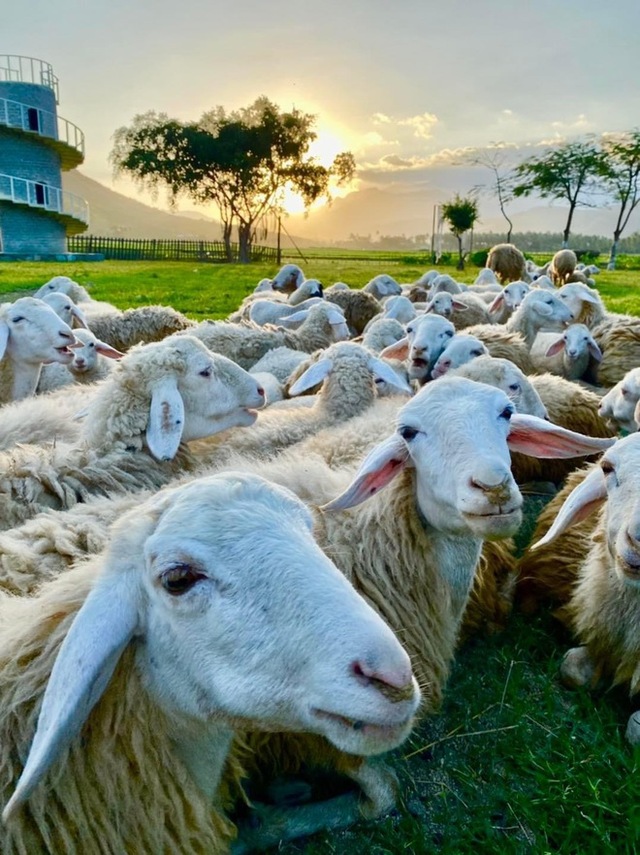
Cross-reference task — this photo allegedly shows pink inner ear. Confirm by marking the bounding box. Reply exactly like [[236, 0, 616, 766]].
[[488, 293, 504, 313], [507, 415, 614, 458], [380, 339, 409, 360], [545, 339, 565, 357], [358, 457, 405, 497], [322, 455, 407, 511]]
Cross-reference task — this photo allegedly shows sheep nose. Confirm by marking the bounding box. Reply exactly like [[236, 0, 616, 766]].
[[351, 660, 414, 702], [412, 345, 425, 356], [626, 526, 640, 549], [75, 359, 86, 368], [470, 473, 513, 505]]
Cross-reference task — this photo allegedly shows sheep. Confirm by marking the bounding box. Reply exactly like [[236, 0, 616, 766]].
[[430, 335, 489, 379], [598, 368, 640, 434], [0, 472, 419, 852], [186, 303, 350, 370], [427, 274, 467, 296], [461, 325, 535, 374], [425, 291, 492, 329], [190, 341, 412, 471], [403, 284, 429, 303], [371, 295, 416, 326], [0, 336, 266, 530], [412, 270, 439, 288], [36, 329, 125, 393], [566, 270, 595, 287], [529, 323, 603, 381], [324, 288, 382, 335], [270, 263, 305, 293], [528, 435, 640, 744], [549, 249, 578, 286], [486, 243, 527, 284], [229, 279, 324, 324], [556, 283, 607, 328], [248, 296, 324, 327], [34, 275, 120, 317], [511, 373, 616, 485], [473, 268, 499, 287], [87, 305, 194, 353], [379, 314, 455, 385], [360, 318, 406, 354], [532, 274, 556, 290], [504, 289, 574, 346], [487, 281, 531, 324], [249, 346, 310, 384], [590, 315, 640, 387], [40, 292, 89, 330], [0, 298, 77, 403], [448, 356, 548, 420], [362, 274, 402, 300]]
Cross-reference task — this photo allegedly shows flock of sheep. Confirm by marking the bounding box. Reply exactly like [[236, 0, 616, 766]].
[[0, 245, 638, 853]]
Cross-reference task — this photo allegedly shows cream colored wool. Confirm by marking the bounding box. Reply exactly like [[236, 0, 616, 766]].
[[486, 243, 527, 284], [88, 304, 194, 352]]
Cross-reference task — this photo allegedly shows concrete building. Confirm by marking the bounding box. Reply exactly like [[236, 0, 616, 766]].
[[0, 55, 89, 258]]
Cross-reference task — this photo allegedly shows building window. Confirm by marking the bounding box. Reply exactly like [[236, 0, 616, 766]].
[[34, 183, 45, 205], [27, 108, 40, 132]]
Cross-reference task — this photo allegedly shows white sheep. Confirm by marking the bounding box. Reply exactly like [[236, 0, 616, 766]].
[[270, 264, 305, 293], [473, 268, 499, 287], [598, 368, 640, 434], [34, 275, 120, 317], [0, 298, 77, 403], [412, 270, 439, 288], [556, 282, 607, 328], [380, 314, 455, 385], [0, 471, 419, 852], [37, 329, 125, 393], [249, 346, 310, 384], [187, 303, 350, 370], [448, 356, 549, 420], [530, 434, 640, 744], [427, 274, 467, 296], [230, 278, 324, 324], [504, 289, 574, 345], [532, 275, 556, 290], [362, 274, 402, 300], [430, 335, 489, 379], [87, 305, 194, 352], [425, 291, 492, 329], [529, 323, 603, 381], [248, 296, 325, 327], [373, 295, 417, 326], [0, 336, 266, 529], [487, 281, 531, 324], [40, 292, 89, 330], [361, 318, 406, 354]]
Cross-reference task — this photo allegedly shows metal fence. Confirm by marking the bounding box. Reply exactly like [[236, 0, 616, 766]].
[[67, 235, 280, 262]]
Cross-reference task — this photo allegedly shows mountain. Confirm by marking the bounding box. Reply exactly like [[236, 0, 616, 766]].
[[63, 169, 639, 245]]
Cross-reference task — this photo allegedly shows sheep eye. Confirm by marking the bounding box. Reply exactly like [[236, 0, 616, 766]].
[[600, 460, 615, 476], [88, 342, 95, 348], [11, 316, 25, 323], [399, 425, 419, 441], [406, 326, 414, 334], [621, 388, 629, 397], [508, 383, 520, 393], [160, 564, 205, 595], [471, 349, 483, 357], [199, 367, 212, 378], [500, 407, 514, 420]]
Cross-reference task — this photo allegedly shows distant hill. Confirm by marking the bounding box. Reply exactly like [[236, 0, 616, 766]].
[[63, 169, 639, 246]]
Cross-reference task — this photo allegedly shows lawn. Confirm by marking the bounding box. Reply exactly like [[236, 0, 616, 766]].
[[1, 256, 639, 853]]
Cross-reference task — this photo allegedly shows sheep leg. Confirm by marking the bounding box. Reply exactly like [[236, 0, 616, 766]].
[[231, 792, 362, 853], [559, 645, 602, 689], [343, 757, 398, 818]]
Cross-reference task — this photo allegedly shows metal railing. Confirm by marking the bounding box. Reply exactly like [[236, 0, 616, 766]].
[[0, 56, 59, 102], [0, 97, 84, 155], [0, 173, 88, 224]]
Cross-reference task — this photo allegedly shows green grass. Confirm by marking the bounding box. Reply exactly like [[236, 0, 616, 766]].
[[1, 256, 640, 852], [1, 258, 639, 319]]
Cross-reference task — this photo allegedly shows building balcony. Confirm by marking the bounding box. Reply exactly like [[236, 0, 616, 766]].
[[0, 172, 89, 235], [0, 55, 59, 102], [0, 97, 85, 169]]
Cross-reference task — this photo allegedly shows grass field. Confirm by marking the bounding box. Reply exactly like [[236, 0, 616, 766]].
[[1, 257, 639, 853]]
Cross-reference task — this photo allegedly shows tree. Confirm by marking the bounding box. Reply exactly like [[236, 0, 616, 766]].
[[468, 146, 515, 243], [440, 194, 479, 270], [599, 130, 640, 269], [111, 98, 355, 262], [512, 139, 605, 248]]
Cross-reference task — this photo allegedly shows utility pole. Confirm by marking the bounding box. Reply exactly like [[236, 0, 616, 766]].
[[276, 216, 282, 266]]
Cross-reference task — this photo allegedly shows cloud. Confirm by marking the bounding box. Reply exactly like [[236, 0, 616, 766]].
[[397, 111, 439, 140]]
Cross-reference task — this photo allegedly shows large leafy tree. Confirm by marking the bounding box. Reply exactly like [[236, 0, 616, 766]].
[[111, 97, 355, 262], [440, 194, 479, 270], [512, 139, 605, 248], [599, 130, 640, 269]]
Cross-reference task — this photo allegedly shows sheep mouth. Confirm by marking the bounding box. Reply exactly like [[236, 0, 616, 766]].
[[311, 708, 411, 739], [411, 358, 428, 369], [617, 552, 640, 579]]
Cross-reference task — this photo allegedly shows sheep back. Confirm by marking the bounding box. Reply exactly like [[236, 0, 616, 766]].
[[486, 244, 526, 284]]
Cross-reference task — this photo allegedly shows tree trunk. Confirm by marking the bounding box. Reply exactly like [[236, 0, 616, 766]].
[[222, 221, 233, 262], [562, 203, 577, 248], [607, 232, 621, 270], [456, 235, 465, 270], [238, 222, 252, 264]]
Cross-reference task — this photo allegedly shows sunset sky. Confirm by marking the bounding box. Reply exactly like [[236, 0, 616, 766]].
[[4, 0, 640, 216]]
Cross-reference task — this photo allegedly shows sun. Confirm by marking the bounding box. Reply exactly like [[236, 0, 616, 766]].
[[279, 125, 355, 216]]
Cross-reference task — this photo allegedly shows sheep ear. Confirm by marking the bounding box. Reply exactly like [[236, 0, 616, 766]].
[[146, 376, 185, 461], [3, 573, 139, 821], [380, 336, 409, 360], [451, 299, 468, 311], [536, 302, 554, 317], [531, 466, 607, 550], [71, 305, 89, 329], [424, 300, 435, 314], [0, 320, 9, 360], [545, 337, 566, 357], [368, 356, 412, 394], [277, 309, 309, 327], [289, 358, 332, 395], [321, 434, 409, 511], [507, 414, 615, 458], [96, 341, 125, 360], [580, 291, 600, 305], [487, 292, 505, 313], [587, 340, 603, 362]]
